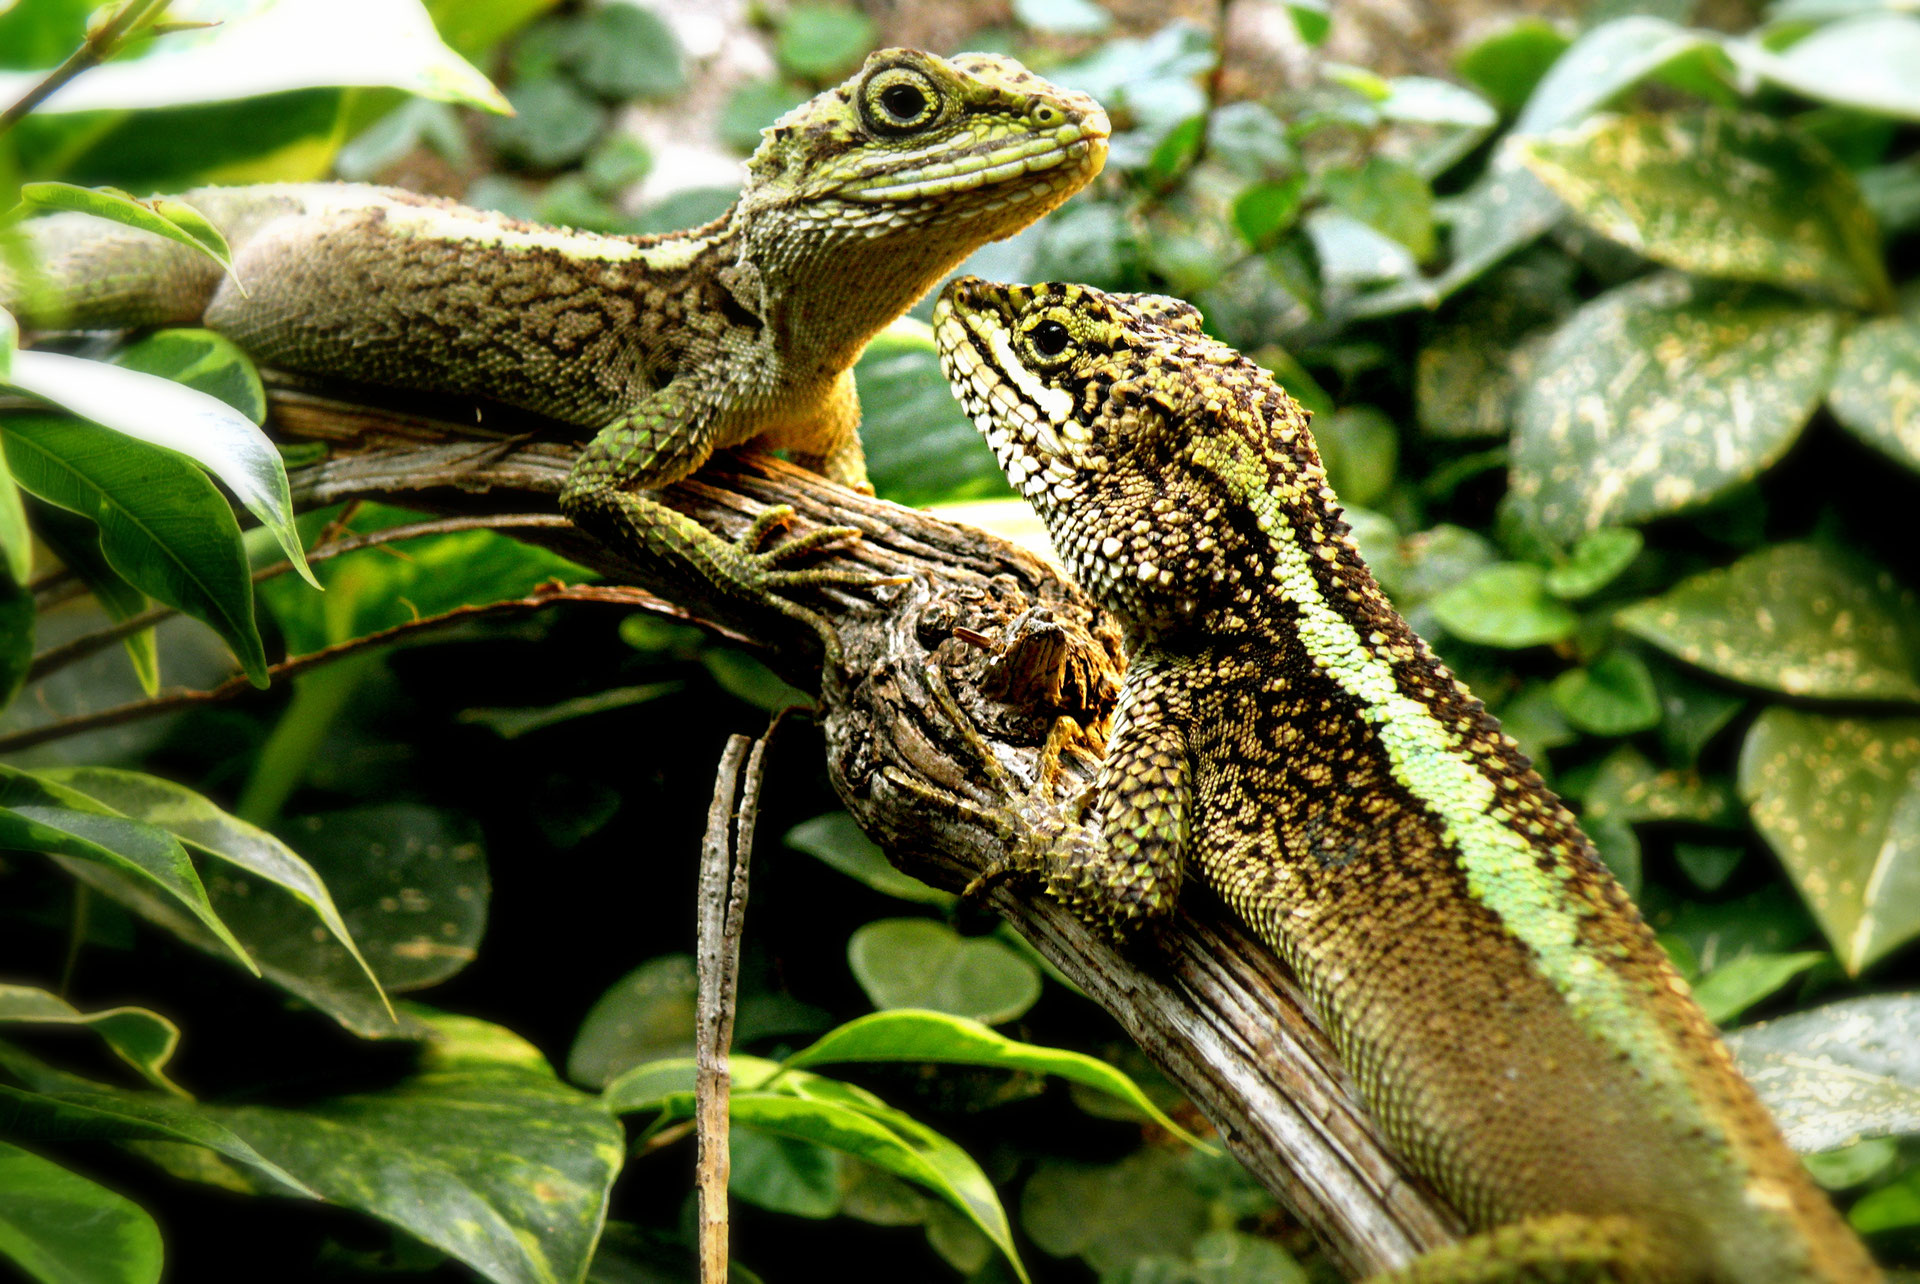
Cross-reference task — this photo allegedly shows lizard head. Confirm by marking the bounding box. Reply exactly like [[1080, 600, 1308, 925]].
[[741, 49, 1109, 245], [935, 275, 1331, 633]]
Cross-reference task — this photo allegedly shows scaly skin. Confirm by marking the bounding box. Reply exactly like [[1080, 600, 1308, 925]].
[[5, 51, 1108, 635], [931, 276, 1882, 1284]]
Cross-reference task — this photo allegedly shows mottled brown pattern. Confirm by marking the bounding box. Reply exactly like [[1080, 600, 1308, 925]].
[[934, 276, 1881, 1284]]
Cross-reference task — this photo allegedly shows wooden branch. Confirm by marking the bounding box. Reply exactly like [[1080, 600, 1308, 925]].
[[262, 380, 1464, 1280]]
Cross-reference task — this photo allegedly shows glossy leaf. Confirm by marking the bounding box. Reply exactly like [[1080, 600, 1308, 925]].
[[1738, 709, 1920, 973], [1617, 543, 1920, 703], [1690, 950, 1826, 1025], [1513, 16, 1723, 135], [113, 329, 267, 427], [1746, 14, 1920, 122], [1510, 275, 1839, 540], [566, 954, 696, 1089], [18, 184, 237, 284], [1549, 651, 1661, 736], [1725, 994, 1920, 1153], [1545, 528, 1642, 599], [1520, 111, 1891, 309], [0, 413, 268, 685], [729, 1131, 842, 1217], [847, 919, 1042, 1025], [0, 765, 253, 973], [1829, 304, 1920, 473], [0, 0, 509, 114], [0, 306, 13, 385], [784, 812, 953, 906], [0, 985, 181, 1094], [40, 768, 388, 1020], [1427, 563, 1577, 648], [196, 1012, 620, 1284], [0, 1140, 161, 1284], [786, 1009, 1202, 1144], [1455, 18, 1570, 115], [854, 320, 1007, 507]]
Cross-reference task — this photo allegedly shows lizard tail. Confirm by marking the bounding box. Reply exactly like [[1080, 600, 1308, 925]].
[[5, 209, 225, 331]]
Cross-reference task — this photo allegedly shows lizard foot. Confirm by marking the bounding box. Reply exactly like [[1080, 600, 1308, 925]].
[[730, 504, 911, 594]]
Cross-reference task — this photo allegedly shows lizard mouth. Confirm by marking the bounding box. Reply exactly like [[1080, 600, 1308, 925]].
[[846, 117, 1110, 204]]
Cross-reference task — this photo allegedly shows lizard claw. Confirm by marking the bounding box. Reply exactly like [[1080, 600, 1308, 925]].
[[732, 504, 909, 593]]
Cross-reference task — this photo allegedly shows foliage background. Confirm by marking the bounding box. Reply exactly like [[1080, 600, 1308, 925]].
[[0, 0, 1918, 1281]]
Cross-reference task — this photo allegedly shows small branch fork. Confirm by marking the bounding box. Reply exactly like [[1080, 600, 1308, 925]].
[[16, 378, 1461, 1280], [695, 729, 772, 1284]]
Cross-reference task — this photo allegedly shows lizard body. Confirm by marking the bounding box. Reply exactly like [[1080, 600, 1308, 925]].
[[931, 276, 1881, 1284], [5, 51, 1108, 628]]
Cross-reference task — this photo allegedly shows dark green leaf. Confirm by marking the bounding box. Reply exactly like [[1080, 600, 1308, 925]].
[[1428, 563, 1577, 648], [1147, 116, 1206, 188], [1, 413, 267, 684], [847, 919, 1041, 1024], [1231, 177, 1307, 249], [582, 135, 652, 198], [1829, 302, 1920, 473], [489, 77, 604, 169], [1312, 407, 1397, 507], [1738, 709, 1920, 973], [1323, 157, 1435, 261], [0, 985, 181, 1094], [0, 1139, 160, 1284], [572, 5, 683, 99], [1511, 276, 1840, 540], [1674, 842, 1745, 892], [1545, 528, 1642, 599], [1520, 111, 1891, 309], [0, 765, 253, 972], [41, 767, 388, 1020], [729, 1132, 843, 1218], [1617, 543, 1920, 703], [719, 79, 813, 153], [1550, 651, 1661, 736], [784, 812, 952, 906], [1725, 994, 1920, 1153], [566, 954, 696, 1089], [856, 322, 1008, 507], [1021, 1151, 1211, 1276], [0, 573, 29, 712], [775, 4, 876, 83]]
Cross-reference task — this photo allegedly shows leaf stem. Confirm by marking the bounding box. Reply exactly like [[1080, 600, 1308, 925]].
[[0, 0, 176, 136]]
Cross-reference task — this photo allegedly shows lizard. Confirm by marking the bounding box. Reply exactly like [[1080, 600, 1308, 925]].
[[928, 275, 1883, 1284], [3, 50, 1109, 638]]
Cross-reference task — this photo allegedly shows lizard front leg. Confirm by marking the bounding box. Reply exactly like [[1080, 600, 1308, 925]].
[[560, 377, 881, 645]]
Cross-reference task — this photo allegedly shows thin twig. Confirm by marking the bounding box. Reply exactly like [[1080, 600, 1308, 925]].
[[27, 512, 570, 684], [0, 0, 173, 135], [0, 582, 688, 755], [696, 735, 753, 1284]]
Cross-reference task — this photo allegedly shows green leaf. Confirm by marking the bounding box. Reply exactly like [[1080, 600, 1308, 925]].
[[856, 320, 1008, 507], [1323, 157, 1436, 262], [489, 76, 605, 168], [1747, 14, 1920, 122], [17, 184, 238, 284], [566, 954, 696, 1090], [1455, 18, 1570, 115], [784, 812, 952, 906], [847, 920, 1042, 1024], [0, 306, 13, 385], [1617, 543, 1920, 703], [1231, 177, 1307, 250], [0, 1140, 161, 1284], [1427, 563, 1577, 648], [1545, 528, 1642, 599], [775, 4, 876, 82], [0, 573, 29, 712], [1305, 209, 1418, 289], [1021, 1151, 1213, 1276], [1725, 994, 1920, 1154], [1689, 950, 1826, 1025], [0, 0, 508, 114], [0, 765, 254, 973], [6, 346, 313, 587], [0, 985, 182, 1094], [1549, 651, 1661, 736], [1738, 708, 1920, 973], [1829, 303, 1920, 473], [1675, 842, 1746, 892], [1520, 111, 1891, 310], [1851, 1166, 1920, 1235], [719, 78, 813, 153], [1513, 16, 1724, 135], [112, 328, 266, 426], [0, 414, 267, 685], [190, 1011, 620, 1284], [1313, 407, 1397, 508], [786, 1009, 1203, 1145], [1282, 0, 1330, 45], [40, 768, 389, 1021], [1510, 275, 1840, 540], [34, 503, 159, 694], [729, 1130, 843, 1217], [1582, 745, 1739, 828], [571, 4, 683, 100], [730, 1090, 1028, 1283]]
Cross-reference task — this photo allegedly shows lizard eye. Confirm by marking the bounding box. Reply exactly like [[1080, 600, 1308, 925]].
[[864, 69, 940, 133], [1028, 319, 1071, 358]]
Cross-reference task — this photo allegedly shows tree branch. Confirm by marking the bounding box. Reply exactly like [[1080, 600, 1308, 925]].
[[253, 380, 1462, 1280]]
